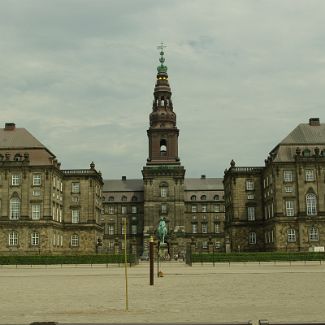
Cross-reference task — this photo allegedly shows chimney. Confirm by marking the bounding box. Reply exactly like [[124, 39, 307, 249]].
[[309, 118, 320, 126], [4, 123, 16, 130], [122, 176, 126, 181], [201, 175, 206, 179]]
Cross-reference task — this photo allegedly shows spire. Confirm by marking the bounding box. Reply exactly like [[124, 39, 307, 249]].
[[145, 44, 180, 165], [150, 43, 175, 129], [157, 42, 168, 75]]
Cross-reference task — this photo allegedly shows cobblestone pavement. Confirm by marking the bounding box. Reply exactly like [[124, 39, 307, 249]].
[[0, 261, 325, 324]]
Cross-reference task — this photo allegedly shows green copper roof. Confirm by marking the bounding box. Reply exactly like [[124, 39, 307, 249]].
[[157, 43, 168, 73]]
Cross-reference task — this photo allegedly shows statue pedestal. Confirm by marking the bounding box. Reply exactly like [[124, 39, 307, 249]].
[[157, 243, 169, 277]]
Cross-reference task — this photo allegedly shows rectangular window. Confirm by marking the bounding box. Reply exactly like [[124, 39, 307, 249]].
[[160, 187, 167, 197], [285, 201, 294, 216], [31, 232, 40, 246], [71, 182, 80, 193], [202, 241, 208, 249], [121, 206, 127, 214], [309, 227, 319, 241], [287, 229, 296, 242], [32, 189, 41, 196], [214, 223, 220, 233], [131, 206, 137, 214], [192, 223, 198, 234], [108, 225, 114, 235], [71, 210, 80, 223], [161, 204, 167, 213], [249, 232, 256, 244], [247, 194, 255, 200], [246, 180, 254, 191], [247, 207, 255, 221], [71, 235, 79, 247], [9, 232, 18, 246], [108, 206, 114, 214], [201, 205, 207, 212], [305, 169, 315, 182], [31, 204, 41, 220], [283, 170, 293, 182], [191, 205, 197, 213], [131, 224, 137, 235], [285, 186, 293, 193], [33, 174, 41, 186], [11, 174, 21, 186], [214, 204, 220, 212], [201, 223, 208, 234]]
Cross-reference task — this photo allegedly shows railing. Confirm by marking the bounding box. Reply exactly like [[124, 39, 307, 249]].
[[230, 167, 264, 173], [62, 169, 97, 175]]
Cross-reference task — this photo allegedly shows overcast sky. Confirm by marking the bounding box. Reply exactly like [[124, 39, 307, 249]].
[[1, 0, 325, 179]]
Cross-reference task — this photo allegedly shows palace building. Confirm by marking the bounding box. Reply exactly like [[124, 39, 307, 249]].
[[0, 50, 225, 256], [1, 49, 325, 255]]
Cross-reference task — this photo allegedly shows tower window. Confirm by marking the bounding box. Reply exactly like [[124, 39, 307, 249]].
[[160, 139, 167, 156]]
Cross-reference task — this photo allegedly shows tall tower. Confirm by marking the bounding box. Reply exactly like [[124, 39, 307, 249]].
[[142, 45, 185, 252]]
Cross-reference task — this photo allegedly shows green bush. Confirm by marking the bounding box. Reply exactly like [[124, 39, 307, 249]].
[[0, 254, 137, 265], [191, 252, 325, 263]]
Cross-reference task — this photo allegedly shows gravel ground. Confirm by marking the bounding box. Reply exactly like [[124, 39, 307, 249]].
[[0, 261, 325, 324]]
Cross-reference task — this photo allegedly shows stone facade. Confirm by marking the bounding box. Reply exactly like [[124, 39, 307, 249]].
[[0, 125, 103, 255], [224, 118, 325, 252]]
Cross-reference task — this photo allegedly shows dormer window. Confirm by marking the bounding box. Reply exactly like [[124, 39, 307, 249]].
[[303, 148, 311, 157], [191, 195, 196, 201]]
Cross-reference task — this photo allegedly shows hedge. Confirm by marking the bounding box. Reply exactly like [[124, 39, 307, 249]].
[[0, 254, 138, 265], [190, 252, 325, 263]]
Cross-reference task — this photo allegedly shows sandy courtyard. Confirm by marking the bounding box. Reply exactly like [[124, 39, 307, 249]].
[[1, 261, 325, 324]]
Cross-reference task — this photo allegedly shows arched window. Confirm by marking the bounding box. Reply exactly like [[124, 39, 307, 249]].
[[160, 139, 167, 156], [201, 195, 207, 201], [309, 227, 319, 241], [8, 232, 18, 246], [10, 196, 21, 220], [121, 196, 127, 202], [306, 193, 317, 216], [191, 195, 197, 201], [214, 195, 220, 201], [71, 234, 79, 247], [131, 196, 138, 202], [108, 196, 114, 202], [31, 232, 40, 246]]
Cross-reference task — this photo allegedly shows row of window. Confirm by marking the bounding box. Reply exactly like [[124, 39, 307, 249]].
[[250, 227, 321, 246], [107, 195, 138, 202], [286, 227, 319, 242], [192, 223, 221, 234], [7, 232, 80, 247], [284, 169, 316, 182], [191, 204, 224, 213], [285, 193, 317, 217], [105, 205, 138, 214], [190, 195, 221, 201], [10, 174, 42, 186], [105, 224, 138, 235]]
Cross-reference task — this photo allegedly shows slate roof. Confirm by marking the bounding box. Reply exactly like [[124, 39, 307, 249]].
[[184, 178, 224, 191], [270, 120, 325, 162], [280, 123, 325, 145], [0, 127, 46, 149], [0, 126, 56, 165], [103, 179, 144, 192]]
